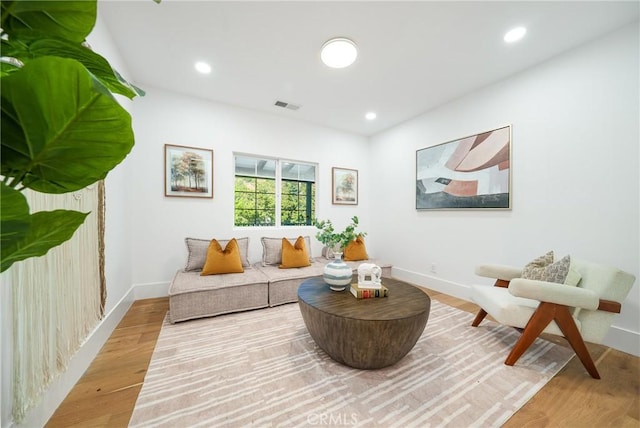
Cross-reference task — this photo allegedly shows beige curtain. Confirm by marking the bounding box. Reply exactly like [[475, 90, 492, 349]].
[[11, 183, 105, 422]]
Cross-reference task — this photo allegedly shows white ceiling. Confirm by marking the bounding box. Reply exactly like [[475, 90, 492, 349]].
[[99, 1, 639, 136]]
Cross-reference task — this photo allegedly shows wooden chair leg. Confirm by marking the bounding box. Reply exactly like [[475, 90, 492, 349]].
[[554, 305, 600, 379], [505, 302, 556, 366], [471, 309, 488, 327], [504, 302, 601, 379]]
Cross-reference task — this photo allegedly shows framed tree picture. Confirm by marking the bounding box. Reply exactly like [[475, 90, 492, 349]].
[[332, 167, 358, 205], [416, 125, 511, 209], [164, 144, 213, 198]]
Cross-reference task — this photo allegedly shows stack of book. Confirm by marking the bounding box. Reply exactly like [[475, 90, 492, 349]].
[[350, 283, 389, 299]]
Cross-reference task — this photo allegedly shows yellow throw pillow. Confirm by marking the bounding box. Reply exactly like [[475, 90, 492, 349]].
[[201, 238, 244, 275], [280, 236, 311, 268], [343, 236, 369, 261]]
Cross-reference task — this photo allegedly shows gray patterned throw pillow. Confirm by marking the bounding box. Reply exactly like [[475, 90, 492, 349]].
[[522, 251, 571, 284], [521, 250, 554, 277]]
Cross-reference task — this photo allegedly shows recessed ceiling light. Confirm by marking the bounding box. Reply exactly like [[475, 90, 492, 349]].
[[504, 27, 527, 43], [194, 61, 211, 74], [321, 38, 358, 68], [365, 112, 377, 120]]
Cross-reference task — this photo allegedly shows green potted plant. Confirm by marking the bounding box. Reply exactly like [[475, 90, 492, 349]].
[[313, 215, 366, 258]]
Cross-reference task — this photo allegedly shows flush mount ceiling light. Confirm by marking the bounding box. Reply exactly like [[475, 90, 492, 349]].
[[365, 112, 377, 120], [194, 61, 211, 74], [504, 26, 527, 43], [321, 37, 358, 68]]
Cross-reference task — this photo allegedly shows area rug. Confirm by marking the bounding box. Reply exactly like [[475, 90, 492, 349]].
[[129, 299, 573, 428]]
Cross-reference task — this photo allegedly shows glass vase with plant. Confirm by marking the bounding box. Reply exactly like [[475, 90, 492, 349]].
[[313, 216, 367, 258]]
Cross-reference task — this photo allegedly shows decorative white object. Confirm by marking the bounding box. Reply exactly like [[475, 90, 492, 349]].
[[357, 263, 382, 290]]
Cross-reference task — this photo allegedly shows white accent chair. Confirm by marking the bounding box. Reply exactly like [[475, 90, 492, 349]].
[[470, 259, 635, 379]]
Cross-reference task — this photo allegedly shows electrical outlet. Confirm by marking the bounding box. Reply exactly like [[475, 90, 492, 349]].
[[430, 263, 437, 273]]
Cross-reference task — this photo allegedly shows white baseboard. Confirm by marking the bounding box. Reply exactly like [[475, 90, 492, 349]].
[[603, 326, 640, 357], [391, 267, 640, 358], [392, 267, 471, 301], [133, 281, 170, 300], [18, 286, 136, 428]]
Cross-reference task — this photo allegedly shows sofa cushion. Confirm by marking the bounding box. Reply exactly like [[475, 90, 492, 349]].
[[185, 237, 250, 271], [564, 263, 582, 287], [170, 268, 269, 295], [280, 236, 311, 268], [261, 236, 312, 266], [343, 236, 369, 261], [201, 239, 244, 275], [168, 269, 269, 323], [258, 259, 329, 306]]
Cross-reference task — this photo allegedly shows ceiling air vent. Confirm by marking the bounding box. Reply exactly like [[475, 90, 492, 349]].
[[274, 100, 301, 111]]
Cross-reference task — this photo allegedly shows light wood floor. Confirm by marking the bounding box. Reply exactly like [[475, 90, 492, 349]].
[[46, 290, 639, 427]]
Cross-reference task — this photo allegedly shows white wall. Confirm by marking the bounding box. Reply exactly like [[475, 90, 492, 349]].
[[128, 88, 370, 291], [370, 23, 640, 355]]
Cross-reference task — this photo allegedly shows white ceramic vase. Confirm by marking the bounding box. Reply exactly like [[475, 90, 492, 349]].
[[323, 252, 352, 291]]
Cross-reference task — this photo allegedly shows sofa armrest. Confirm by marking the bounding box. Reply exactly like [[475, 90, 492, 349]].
[[475, 264, 522, 281], [509, 278, 599, 310]]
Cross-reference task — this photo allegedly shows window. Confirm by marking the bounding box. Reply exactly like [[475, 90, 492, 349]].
[[234, 155, 316, 227]]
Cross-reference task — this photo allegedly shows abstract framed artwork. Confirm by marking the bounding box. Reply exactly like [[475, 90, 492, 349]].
[[164, 144, 213, 198], [416, 125, 511, 210], [332, 167, 358, 205]]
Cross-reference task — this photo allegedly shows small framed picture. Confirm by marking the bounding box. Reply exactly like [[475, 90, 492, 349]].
[[164, 144, 213, 198], [332, 167, 358, 205]]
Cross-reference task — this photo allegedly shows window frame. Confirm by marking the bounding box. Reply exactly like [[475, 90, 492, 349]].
[[233, 154, 317, 228]]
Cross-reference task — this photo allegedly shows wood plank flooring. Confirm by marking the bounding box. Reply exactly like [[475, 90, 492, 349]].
[[46, 298, 169, 427], [46, 290, 639, 427]]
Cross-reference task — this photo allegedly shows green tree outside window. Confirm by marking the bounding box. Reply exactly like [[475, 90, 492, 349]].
[[234, 155, 315, 227]]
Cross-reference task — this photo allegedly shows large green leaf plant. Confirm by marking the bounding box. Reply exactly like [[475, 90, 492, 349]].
[[0, 1, 156, 272]]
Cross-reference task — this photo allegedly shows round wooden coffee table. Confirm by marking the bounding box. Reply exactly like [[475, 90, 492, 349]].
[[297, 276, 431, 369]]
